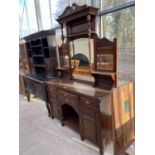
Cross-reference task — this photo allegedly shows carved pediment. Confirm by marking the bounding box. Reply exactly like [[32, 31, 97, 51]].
[[93, 34, 114, 45], [58, 3, 87, 19]]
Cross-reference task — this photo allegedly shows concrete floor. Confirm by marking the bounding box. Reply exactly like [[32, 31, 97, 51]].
[[19, 94, 112, 155]]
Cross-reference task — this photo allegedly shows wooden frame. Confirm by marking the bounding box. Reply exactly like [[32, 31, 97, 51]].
[[93, 35, 117, 73], [57, 3, 99, 76], [91, 34, 118, 89]]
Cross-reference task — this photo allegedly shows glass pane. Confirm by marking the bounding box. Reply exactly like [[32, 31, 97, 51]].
[[19, 0, 25, 18], [20, 9, 29, 37], [102, 7, 135, 49], [71, 0, 91, 6], [51, 0, 70, 27], [71, 38, 93, 68], [102, 0, 134, 10], [39, 0, 51, 29], [60, 55, 70, 67], [97, 54, 114, 70], [26, 0, 38, 34], [102, 6, 135, 81]]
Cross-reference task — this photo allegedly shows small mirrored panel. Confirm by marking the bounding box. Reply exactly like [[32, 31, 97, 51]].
[[60, 55, 70, 67], [97, 54, 114, 71]]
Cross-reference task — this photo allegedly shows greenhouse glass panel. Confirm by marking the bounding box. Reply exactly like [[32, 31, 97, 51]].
[[26, 0, 38, 33], [39, 0, 51, 29], [51, 0, 70, 27], [71, 0, 91, 6], [102, 0, 134, 10], [102, 6, 135, 81], [102, 6, 135, 47], [20, 8, 29, 37]]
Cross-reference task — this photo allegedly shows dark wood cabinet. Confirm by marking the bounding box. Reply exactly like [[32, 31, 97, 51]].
[[21, 30, 59, 116], [24, 76, 34, 94], [23, 30, 58, 78]]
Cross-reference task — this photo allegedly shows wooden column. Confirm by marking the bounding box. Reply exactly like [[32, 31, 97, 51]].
[[87, 15, 92, 69], [61, 24, 64, 44], [72, 39, 75, 67]]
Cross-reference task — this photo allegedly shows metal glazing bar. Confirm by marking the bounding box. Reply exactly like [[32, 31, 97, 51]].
[[25, 1, 30, 34], [98, 1, 135, 16], [69, 0, 71, 6], [48, 0, 52, 27]]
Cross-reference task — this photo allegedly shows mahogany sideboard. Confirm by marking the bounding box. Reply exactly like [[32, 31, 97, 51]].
[[46, 79, 135, 155]]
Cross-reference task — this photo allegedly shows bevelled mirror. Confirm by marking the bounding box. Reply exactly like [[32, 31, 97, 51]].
[[70, 38, 94, 83], [94, 36, 117, 73], [97, 54, 114, 71], [70, 38, 94, 70]]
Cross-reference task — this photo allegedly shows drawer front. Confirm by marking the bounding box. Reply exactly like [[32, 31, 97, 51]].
[[58, 90, 78, 104], [48, 86, 57, 98], [58, 90, 79, 111], [81, 105, 96, 120], [80, 97, 99, 109]]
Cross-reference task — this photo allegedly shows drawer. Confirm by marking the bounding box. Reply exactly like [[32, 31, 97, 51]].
[[48, 86, 57, 98], [58, 90, 78, 104], [80, 97, 99, 109], [81, 105, 96, 120]]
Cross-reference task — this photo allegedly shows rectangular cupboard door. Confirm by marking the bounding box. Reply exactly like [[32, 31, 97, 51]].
[[82, 115, 97, 144]]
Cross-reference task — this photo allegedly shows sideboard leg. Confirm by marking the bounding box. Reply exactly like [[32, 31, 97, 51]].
[[80, 135, 85, 141], [61, 121, 65, 126], [26, 92, 30, 102], [46, 102, 51, 117], [51, 115, 54, 119], [99, 147, 104, 155]]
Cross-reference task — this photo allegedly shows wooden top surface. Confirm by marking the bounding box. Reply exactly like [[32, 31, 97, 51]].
[[46, 79, 111, 100]]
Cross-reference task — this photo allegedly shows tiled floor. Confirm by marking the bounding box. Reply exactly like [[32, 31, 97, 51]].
[[19, 94, 112, 155]]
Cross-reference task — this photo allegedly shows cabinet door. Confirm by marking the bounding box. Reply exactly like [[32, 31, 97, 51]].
[[81, 105, 97, 144], [82, 115, 97, 144], [34, 82, 46, 101], [24, 77, 34, 93]]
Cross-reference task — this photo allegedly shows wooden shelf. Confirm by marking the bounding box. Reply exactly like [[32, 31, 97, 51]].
[[43, 47, 49, 49], [33, 55, 44, 57], [91, 71, 116, 76], [67, 31, 96, 38], [31, 45, 42, 48], [55, 67, 74, 71], [34, 64, 46, 67]]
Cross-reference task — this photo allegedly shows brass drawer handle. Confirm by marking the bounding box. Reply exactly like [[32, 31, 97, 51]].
[[85, 100, 90, 105]]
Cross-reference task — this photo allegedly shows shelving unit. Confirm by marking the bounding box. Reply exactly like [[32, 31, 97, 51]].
[[22, 30, 59, 116], [24, 31, 58, 78]]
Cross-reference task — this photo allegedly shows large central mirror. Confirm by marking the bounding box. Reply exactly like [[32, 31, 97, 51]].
[[70, 38, 94, 70], [70, 38, 94, 83]]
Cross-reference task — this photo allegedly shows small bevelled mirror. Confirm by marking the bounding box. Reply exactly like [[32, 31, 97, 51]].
[[97, 54, 114, 71], [60, 55, 70, 67]]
